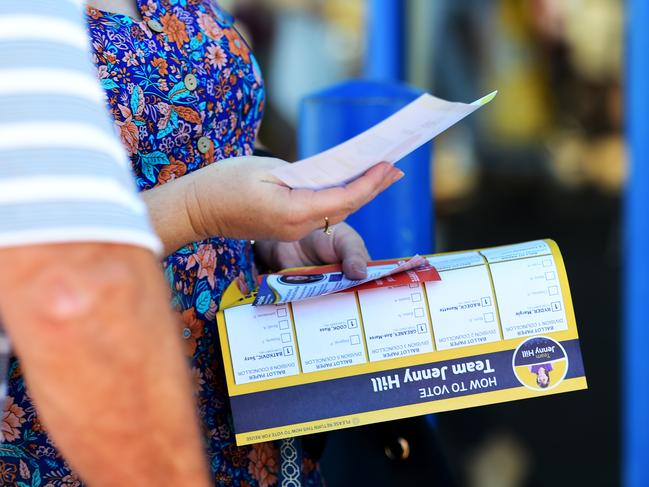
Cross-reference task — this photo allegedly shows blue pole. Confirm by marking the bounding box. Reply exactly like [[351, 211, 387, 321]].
[[364, 0, 436, 430], [298, 81, 433, 260], [364, 0, 403, 81], [625, 0, 649, 485]]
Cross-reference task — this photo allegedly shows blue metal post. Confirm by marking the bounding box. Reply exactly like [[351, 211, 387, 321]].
[[364, 0, 404, 81], [298, 81, 434, 260], [297, 0, 433, 260], [625, 1, 649, 485]]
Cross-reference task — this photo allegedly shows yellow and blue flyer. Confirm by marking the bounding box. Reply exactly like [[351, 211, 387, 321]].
[[216, 239, 587, 446]]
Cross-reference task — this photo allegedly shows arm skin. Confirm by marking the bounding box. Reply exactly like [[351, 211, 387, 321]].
[[0, 244, 210, 487], [142, 155, 403, 256]]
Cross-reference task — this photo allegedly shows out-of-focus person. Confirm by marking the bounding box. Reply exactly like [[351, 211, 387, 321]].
[[0, 1, 211, 485]]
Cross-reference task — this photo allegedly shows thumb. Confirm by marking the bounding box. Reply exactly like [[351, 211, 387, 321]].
[[335, 226, 370, 280], [342, 254, 368, 280]]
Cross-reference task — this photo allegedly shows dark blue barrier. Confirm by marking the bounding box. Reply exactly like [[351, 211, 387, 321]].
[[298, 79, 434, 260]]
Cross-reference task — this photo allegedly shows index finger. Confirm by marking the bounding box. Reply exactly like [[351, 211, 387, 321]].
[[299, 162, 404, 224]]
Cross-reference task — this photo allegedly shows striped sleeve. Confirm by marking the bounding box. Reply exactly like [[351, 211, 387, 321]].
[[0, 0, 161, 253]]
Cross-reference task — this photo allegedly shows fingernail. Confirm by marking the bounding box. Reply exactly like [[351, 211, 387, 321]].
[[391, 170, 405, 182], [351, 263, 368, 279]]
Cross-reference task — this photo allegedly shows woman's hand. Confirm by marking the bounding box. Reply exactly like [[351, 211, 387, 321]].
[[255, 223, 370, 280], [143, 156, 402, 255]]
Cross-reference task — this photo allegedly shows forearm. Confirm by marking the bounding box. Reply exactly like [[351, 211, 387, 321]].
[[0, 244, 209, 487], [141, 156, 275, 254], [142, 155, 402, 254]]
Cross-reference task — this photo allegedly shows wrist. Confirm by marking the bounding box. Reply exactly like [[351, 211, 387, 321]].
[[182, 172, 215, 243]]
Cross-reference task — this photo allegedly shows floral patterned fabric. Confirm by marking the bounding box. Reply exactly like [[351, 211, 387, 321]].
[[0, 1, 323, 485]]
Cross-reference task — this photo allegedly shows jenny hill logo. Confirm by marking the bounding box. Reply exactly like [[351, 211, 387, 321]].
[[512, 336, 568, 392]]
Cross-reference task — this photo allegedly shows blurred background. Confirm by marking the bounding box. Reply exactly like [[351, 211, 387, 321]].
[[223, 0, 625, 485]]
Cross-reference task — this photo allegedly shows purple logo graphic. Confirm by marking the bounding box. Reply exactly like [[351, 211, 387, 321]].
[[512, 336, 568, 392]]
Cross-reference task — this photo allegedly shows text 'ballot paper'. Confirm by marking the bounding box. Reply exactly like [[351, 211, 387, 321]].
[[272, 91, 497, 190]]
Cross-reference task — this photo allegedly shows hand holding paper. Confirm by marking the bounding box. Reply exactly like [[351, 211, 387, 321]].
[[155, 156, 402, 246], [273, 91, 497, 190]]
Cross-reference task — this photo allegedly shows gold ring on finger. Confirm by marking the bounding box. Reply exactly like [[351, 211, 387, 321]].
[[323, 217, 333, 235]]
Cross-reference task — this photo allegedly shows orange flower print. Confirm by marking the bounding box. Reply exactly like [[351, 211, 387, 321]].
[[197, 11, 223, 40], [152, 57, 169, 76], [224, 443, 249, 469], [86, 7, 103, 20], [214, 78, 232, 100], [0, 461, 17, 485], [190, 366, 205, 396], [158, 158, 187, 184], [161, 12, 189, 46], [141, 0, 157, 16], [248, 443, 278, 487], [206, 44, 228, 69], [105, 51, 117, 65], [224, 28, 250, 63], [156, 102, 173, 130], [1, 396, 25, 442], [123, 51, 139, 67], [115, 104, 140, 156], [235, 271, 250, 296], [117, 119, 139, 155], [31, 416, 45, 433], [62, 474, 82, 486], [186, 244, 218, 288], [44, 474, 81, 487], [204, 297, 218, 321], [180, 308, 204, 355]]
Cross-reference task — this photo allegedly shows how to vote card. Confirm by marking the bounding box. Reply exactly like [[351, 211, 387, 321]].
[[216, 240, 587, 446]]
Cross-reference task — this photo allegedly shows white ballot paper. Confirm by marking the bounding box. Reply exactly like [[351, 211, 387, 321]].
[[272, 91, 497, 190]]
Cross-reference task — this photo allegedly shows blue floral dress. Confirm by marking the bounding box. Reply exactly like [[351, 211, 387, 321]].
[[0, 1, 323, 485]]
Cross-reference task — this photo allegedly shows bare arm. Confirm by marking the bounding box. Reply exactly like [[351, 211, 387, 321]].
[[143, 156, 402, 255], [0, 244, 210, 487]]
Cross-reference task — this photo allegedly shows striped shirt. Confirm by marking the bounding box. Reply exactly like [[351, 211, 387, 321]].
[[0, 0, 162, 415], [0, 0, 161, 252]]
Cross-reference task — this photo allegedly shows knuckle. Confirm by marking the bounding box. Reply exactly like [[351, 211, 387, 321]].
[[342, 196, 357, 215]]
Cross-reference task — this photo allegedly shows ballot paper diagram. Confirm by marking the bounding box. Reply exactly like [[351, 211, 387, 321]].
[[216, 240, 587, 446], [272, 91, 497, 190]]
